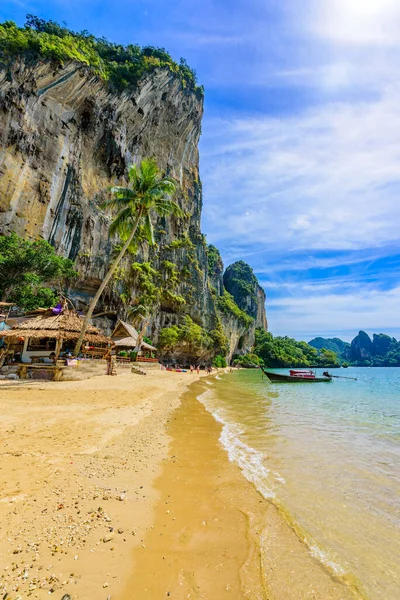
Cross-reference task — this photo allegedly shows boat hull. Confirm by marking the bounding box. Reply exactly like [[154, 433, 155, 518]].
[[262, 368, 332, 382]]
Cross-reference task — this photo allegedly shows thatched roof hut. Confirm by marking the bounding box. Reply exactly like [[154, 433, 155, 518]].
[[1, 310, 111, 344], [111, 320, 157, 352]]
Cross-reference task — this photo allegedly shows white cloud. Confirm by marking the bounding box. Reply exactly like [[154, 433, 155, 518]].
[[202, 85, 400, 252], [311, 0, 400, 47], [268, 285, 400, 339]]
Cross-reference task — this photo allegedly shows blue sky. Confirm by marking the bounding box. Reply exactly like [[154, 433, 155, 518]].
[[1, 0, 400, 341]]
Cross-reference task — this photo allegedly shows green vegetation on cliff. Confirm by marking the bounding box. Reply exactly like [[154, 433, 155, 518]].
[[223, 260, 258, 317], [233, 353, 262, 368], [0, 232, 76, 310], [159, 315, 228, 361], [207, 244, 223, 273], [0, 16, 204, 97], [309, 337, 350, 359], [217, 290, 254, 327], [254, 329, 340, 368]]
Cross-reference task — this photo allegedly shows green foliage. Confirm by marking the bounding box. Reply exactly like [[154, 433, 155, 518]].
[[158, 324, 181, 349], [165, 234, 195, 250], [207, 244, 223, 273], [161, 260, 179, 287], [143, 336, 153, 345], [233, 353, 261, 368], [0, 232, 76, 310], [253, 329, 340, 368], [158, 316, 213, 356], [217, 290, 254, 327], [161, 289, 186, 308], [308, 337, 350, 359], [105, 158, 179, 246], [213, 355, 227, 368], [128, 262, 160, 308], [223, 260, 257, 317], [0, 17, 204, 97], [209, 320, 229, 356]]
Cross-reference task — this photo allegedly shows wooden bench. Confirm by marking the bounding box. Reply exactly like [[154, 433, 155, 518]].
[[17, 364, 63, 381]]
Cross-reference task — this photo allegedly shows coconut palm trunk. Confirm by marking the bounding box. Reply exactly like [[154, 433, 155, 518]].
[[74, 208, 143, 355], [134, 316, 150, 354]]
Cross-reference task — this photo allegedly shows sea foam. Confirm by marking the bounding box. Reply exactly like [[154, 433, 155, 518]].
[[197, 388, 348, 579]]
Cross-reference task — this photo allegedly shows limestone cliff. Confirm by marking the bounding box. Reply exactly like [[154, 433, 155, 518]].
[[0, 57, 267, 360], [224, 261, 268, 330]]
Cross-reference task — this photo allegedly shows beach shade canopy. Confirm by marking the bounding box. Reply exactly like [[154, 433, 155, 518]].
[[1, 309, 112, 345]]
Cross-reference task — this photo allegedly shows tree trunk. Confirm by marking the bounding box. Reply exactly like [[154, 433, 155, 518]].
[[134, 317, 149, 354], [74, 208, 144, 355]]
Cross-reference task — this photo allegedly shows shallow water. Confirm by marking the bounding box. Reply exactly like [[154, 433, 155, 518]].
[[199, 367, 400, 600]]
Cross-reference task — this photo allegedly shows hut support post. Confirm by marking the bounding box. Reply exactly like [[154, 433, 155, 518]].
[[55, 338, 63, 360], [22, 338, 29, 362]]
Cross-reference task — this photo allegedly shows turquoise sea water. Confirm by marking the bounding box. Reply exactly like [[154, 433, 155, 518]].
[[199, 367, 400, 600]]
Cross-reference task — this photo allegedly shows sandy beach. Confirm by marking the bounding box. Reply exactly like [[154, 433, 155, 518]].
[[0, 370, 361, 600], [0, 370, 206, 599]]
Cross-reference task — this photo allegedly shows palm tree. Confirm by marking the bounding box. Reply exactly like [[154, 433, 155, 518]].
[[74, 158, 179, 355]]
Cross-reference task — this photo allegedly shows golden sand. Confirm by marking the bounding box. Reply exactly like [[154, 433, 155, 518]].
[[0, 370, 205, 599], [0, 371, 358, 600]]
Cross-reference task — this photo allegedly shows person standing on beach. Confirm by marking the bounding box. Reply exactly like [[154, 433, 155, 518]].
[[190, 365, 193, 374], [196, 365, 200, 374]]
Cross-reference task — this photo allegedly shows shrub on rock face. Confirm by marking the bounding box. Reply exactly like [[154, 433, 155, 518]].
[[233, 353, 261, 368], [213, 354, 227, 368]]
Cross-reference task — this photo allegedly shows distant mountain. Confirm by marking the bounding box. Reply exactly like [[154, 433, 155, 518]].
[[308, 337, 350, 359], [309, 333, 400, 366], [349, 332, 400, 366]]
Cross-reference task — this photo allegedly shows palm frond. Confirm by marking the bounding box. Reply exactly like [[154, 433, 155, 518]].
[[108, 207, 136, 238], [154, 198, 183, 217]]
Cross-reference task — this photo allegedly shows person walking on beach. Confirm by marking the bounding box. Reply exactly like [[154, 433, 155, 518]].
[[190, 364, 194, 374], [196, 365, 200, 374]]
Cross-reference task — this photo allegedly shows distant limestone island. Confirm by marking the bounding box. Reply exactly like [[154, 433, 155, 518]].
[[309, 332, 400, 367]]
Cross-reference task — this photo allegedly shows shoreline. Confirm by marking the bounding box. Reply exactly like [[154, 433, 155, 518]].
[[121, 376, 360, 600], [0, 369, 363, 600]]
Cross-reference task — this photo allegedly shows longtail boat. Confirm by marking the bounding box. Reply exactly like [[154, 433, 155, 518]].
[[261, 367, 332, 382]]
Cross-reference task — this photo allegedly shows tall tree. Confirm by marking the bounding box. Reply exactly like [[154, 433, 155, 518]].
[[74, 158, 179, 354]]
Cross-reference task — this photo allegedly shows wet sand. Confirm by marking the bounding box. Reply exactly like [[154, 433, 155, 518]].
[[0, 371, 360, 600], [121, 380, 358, 600]]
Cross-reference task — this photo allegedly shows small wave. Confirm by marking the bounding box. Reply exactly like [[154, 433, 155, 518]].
[[309, 542, 346, 576], [197, 389, 278, 498], [197, 388, 352, 587], [215, 375, 222, 380]]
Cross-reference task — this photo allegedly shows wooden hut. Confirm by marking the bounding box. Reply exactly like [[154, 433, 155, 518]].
[[111, 320, 158, 362], [1, 309, 112, 363]]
